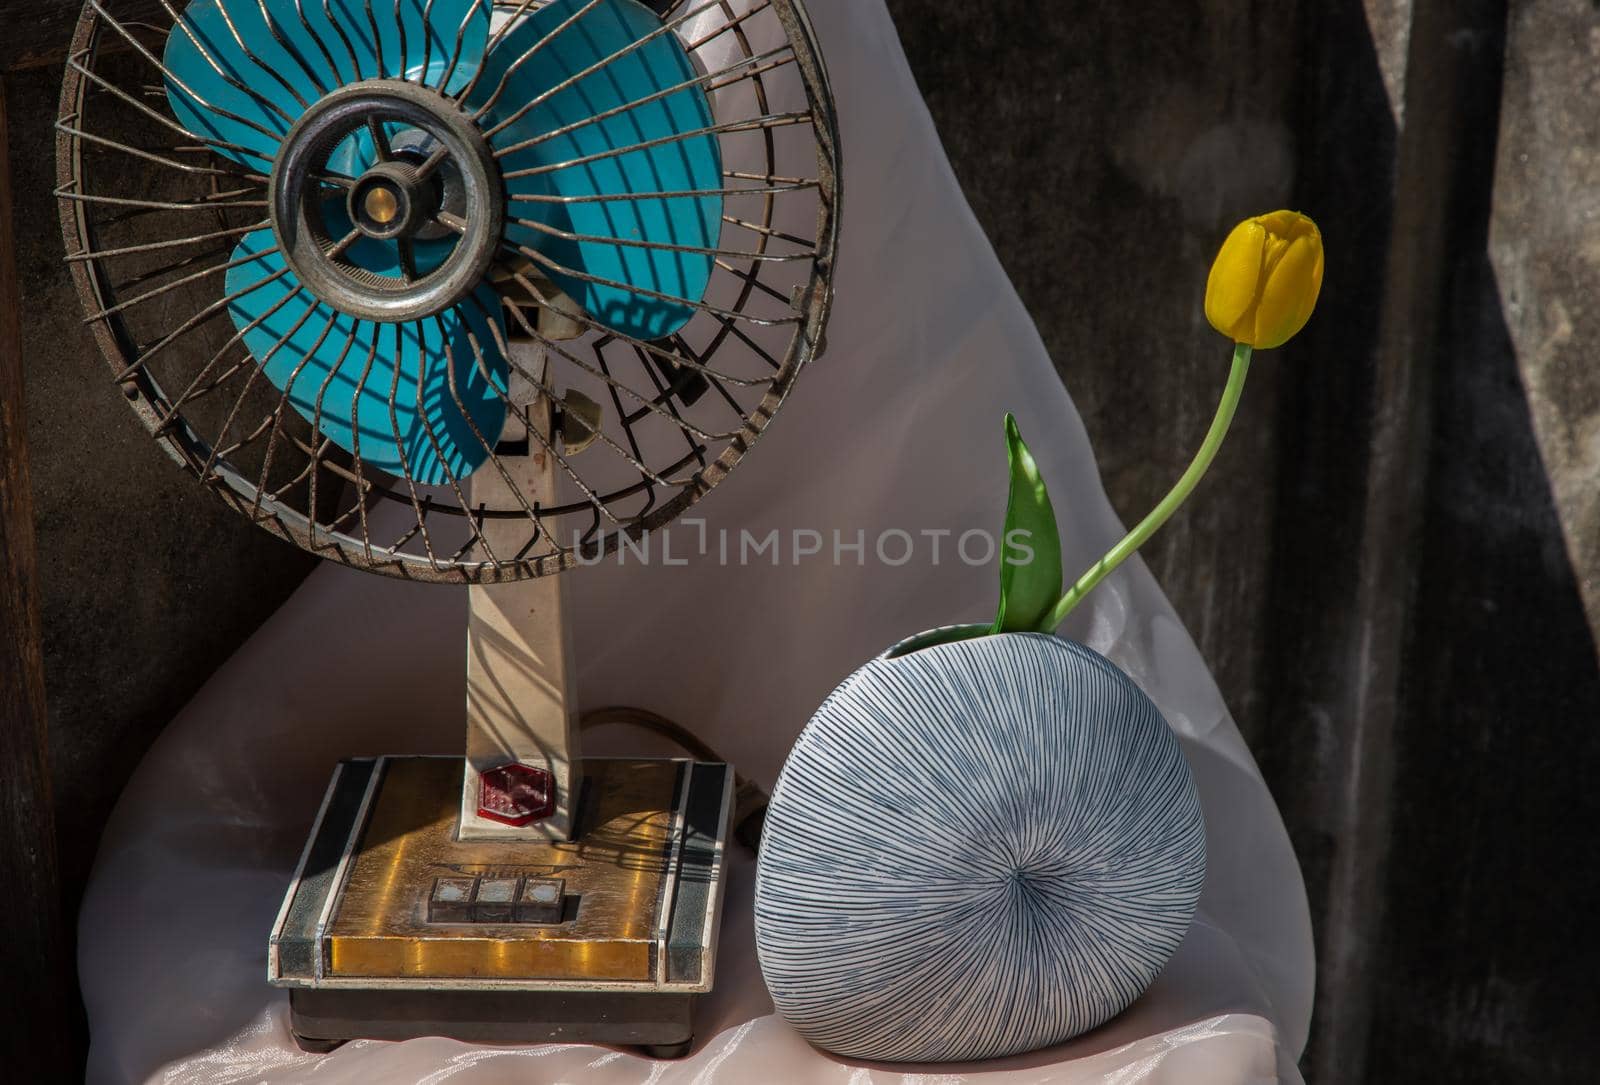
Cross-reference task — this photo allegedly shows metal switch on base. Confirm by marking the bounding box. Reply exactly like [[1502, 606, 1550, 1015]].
[[427, 876, 568, 925]]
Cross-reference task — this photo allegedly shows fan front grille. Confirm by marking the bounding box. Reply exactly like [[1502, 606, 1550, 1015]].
[[56, 0, 840, 583]]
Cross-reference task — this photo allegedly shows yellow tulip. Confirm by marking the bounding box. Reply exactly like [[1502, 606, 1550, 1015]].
[[1205, 210, 1324, 350]]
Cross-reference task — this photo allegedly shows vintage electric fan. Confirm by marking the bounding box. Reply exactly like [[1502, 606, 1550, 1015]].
[[56, 0, 838, 1054]]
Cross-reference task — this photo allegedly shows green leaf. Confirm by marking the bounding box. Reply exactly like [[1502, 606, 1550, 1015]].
[[992, 414, 1064, 634]]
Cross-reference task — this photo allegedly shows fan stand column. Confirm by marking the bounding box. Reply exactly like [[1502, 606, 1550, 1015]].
[[460, 333, 580, 843]]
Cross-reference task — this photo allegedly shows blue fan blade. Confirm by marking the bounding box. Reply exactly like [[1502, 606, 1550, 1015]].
[[471, 0, 723, 341], [164, 0, 490, 173], [225, 229, 508, 485], [286, 0, 490, 91]]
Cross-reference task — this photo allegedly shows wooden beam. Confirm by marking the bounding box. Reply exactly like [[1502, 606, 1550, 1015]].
[[0, 75, 73, 1074], [1308, 3, 1510, 1080]]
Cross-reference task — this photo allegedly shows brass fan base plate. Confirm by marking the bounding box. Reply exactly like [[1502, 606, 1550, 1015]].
[[270, 756, 732, 1051]]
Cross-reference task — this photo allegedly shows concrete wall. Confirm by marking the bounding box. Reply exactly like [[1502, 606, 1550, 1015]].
[[884, 0, 1600, 1080], [7, 63, 318, 920]]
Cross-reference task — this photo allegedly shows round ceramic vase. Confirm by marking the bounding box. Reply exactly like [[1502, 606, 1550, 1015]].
[[754, 632, 1207, 1063]]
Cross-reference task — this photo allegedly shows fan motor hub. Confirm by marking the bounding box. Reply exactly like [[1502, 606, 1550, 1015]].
[[270, 81, 505, 323], [349, 162, 434, 240]]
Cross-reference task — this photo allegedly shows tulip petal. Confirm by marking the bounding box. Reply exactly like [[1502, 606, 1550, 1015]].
[[1205, 220, 1266, 340], [1254, 232, 1323, 349], [1257, 209, 1314, 242]]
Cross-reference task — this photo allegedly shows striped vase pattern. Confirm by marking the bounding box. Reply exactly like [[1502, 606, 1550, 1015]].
[[754, 633, 1206, 1063]]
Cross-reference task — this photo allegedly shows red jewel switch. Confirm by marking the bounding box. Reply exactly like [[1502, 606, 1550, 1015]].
[[477, 763, 556, 826]]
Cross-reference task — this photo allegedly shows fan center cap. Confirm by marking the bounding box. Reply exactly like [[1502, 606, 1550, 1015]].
[[270, 80, 504, 323], [349, 162, 430, 240]]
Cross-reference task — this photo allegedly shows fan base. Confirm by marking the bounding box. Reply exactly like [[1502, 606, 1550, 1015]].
[[269, 756, 732, 1053], [286, 987, 694, 1054]]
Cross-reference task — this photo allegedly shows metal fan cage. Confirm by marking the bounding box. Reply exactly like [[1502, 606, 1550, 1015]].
[[56, 0, 840, 583]]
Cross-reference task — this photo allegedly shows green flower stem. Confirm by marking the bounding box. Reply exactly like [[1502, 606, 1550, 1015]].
[[1041, 342, 1254, 632]]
